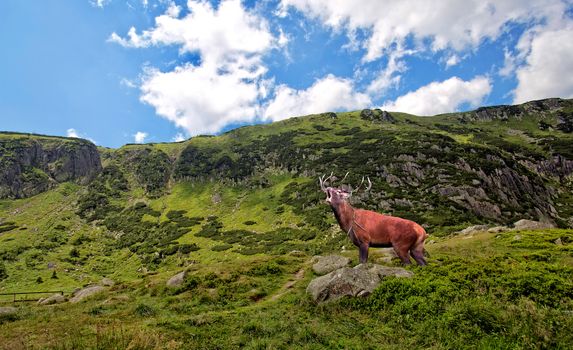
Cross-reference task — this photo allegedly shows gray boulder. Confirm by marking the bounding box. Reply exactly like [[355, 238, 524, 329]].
[[513, 219, 555, 231], [101, 277, 115, 287], [312, 255, 350, 275], [69, 285, 105, 303], [459, 225, 489, 235], [38, 293, 66, 305], [488, 226, 509, 233], [307, 263, 413, 303], [166, 270, 187, 287], [0, 306, 17, 315]]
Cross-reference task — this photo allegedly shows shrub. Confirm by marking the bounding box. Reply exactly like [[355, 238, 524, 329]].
[[134, 303, 156, 317], [211, 244, 233, 252]]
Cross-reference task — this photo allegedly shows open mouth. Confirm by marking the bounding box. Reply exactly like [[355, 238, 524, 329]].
[[325, 188, 332, 203]]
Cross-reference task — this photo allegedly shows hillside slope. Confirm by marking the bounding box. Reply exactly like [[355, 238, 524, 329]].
[[0, 98, 573, 348]]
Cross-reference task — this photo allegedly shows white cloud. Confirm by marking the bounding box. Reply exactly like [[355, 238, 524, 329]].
[[381, 76, 492, 115], [513, 25, 573, 103], [264, 74, 371, 121], [67, 128, 80, 138], [498, 48, 518, 77], [172, 133, 186, 142], [445, 54, 461, 68], [134, 131, 148, 143], [111, 0, 278, 135], [120, 78, 137, 89], [109, 0, 275, 65], [140, 60, 265, 135], [279, 0, 568, 62], [366, 50, 408, 96], [90, 0, 111, 8], [66, 128, 96, 144]]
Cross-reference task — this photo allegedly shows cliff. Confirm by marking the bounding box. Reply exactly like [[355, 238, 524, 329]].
[[0, 133, 101, 198]]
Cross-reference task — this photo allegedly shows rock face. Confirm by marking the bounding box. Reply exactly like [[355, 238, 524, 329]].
[[307, 263, 413, 303], [69, 285, 105, 303], [513, 219, 556, 231], [0, 134, 101, 198], [166, 271, 187, 287], [312, 255, 351, 275], [38, 293, 66, 305]]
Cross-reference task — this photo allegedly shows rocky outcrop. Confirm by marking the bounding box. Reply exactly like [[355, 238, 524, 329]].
[[312, 255, 350, 275], [307, 263, 413, 303], [458, 225, 490, 235], [360, 109, 396, 123], [0, 134, 101, 198], [38, 293, 66, 305], [513, 219, 556, 231], [460, 98, 566, 122], [166, 270, 187, 287], [69, 285, 105, 303]]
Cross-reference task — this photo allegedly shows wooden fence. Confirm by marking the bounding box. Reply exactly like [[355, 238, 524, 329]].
[[0, 290, 64, 303]]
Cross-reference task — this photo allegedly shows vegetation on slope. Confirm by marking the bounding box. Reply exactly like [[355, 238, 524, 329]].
[[0, 98, 572, 348]]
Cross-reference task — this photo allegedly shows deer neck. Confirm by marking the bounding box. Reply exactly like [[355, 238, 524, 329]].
[[330, 200, 355, 232]]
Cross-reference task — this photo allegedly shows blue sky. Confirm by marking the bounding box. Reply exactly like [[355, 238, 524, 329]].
[[1, 0, 572, 147]]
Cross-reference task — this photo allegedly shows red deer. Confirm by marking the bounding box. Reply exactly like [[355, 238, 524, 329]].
[[319, 174, 428, 265]]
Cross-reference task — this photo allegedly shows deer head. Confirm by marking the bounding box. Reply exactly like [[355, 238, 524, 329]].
[[319, 173, 371, 206]]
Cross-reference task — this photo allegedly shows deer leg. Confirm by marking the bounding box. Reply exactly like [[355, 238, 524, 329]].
[[394, 246, 411, 265], [358, 243, 369, 264], [409, 240, 427, 266], [410, 249, 427, 266]]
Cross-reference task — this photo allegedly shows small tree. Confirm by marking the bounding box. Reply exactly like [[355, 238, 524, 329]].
[[36, 276, 44, 284], [51, 270, 58, 279]]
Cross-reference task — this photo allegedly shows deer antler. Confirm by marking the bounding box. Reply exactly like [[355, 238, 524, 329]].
[[319, 172, 334, 192], [351, 176, 372, 195]]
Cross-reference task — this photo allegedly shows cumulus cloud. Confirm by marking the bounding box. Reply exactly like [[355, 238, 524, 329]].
[[134, 131, 148, 143], [111, 0, 277, 135], [66, 128, 80, 138], [264, 74, 371, 121], [381, 76, 492, 115], [172, 133, 186, 142], [109, 0, 274, 65], [140, 60, 265, 135], [366, 50, 409, 96], [513, 25, 573, 103], [445, 54, 461, 68], [279, 0, 568, 62]]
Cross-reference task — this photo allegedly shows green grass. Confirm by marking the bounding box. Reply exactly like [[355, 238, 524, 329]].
[[1, 229, 572, 349]]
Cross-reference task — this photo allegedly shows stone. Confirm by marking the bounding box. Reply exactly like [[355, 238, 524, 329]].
[[101, 278, 115, 286], [555, 238, 563, 245], [513, 219, 556, 231], [459, 225, 489, 235], [312, 255, 350, 275], [306, 263, 413, 303], [166, 270, 187, 287], [38, 293, 65, 305], [69, 285, 105, 303], [0, 306, 17, 315], [513, 235, 522, 241], [47, 262, 56, 269], [488, 226, 509, 233]]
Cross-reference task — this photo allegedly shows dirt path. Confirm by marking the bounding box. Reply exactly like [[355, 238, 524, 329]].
[[267, 268, 305, 302]]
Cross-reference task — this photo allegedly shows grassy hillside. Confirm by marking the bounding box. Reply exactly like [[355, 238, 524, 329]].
[[1, 98, 573, 348]]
